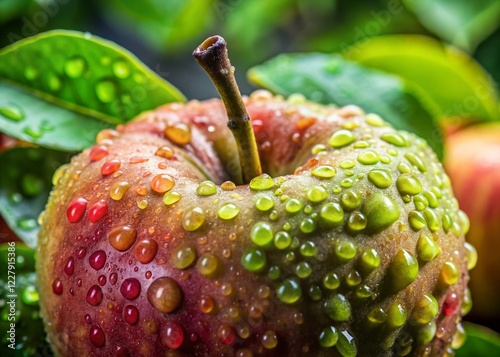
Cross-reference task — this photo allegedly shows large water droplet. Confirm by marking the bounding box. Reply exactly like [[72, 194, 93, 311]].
[[112, 60, 131, 79], [89, 250, 107, 270], [147, 277, 182, 313], [108, 225, 137, 252], [120, 278, 141, 300], [89, 325, 105, 347], [123, 305, 139, 325], [161, 321, 185, 349], [64, 57, 87, 78], [0, 104, 24, 121], [134, 239, 158, 264], [95, 79, 116, 103], [86, 285, 103, 306]]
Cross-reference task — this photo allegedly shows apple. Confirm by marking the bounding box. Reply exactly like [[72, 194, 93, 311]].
[[444, 123, 498, 318], [37, 36, 474, 356]]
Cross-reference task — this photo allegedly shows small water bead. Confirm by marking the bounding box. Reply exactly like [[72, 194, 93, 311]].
[[380, 155, 391, 164], [109, 272, 118, 285], [413, 194, 428, 211], [409, 211, 427, 231], [112, 60, 131, 79], [0, 104, 24, 121], [66, 197, 88, 223], [155, 146, 175, 160], [329, 129, 356, 148], [47, 74, 62, 91], [295, 261, 312, 279], [411, 294, 439, 324], [367, 169, 392, 189], [255, 195, 274, 212], [417, 234, 440, 262], [457, 210, 470, 235], [359, 248, 381, 274], [285, 198, 303, 214], [134, 239, 158, 264], [196, 180, 216, 196], [86, 285, 103, 306], [440, 261, 459, 285], [300, 218, 316, 233], [108, 226, 137, 252], [345, 170, 354, 177], [335, 241, 357, 260], [64, 257, 75, 276], [52, 278, 63, 295], [262, 330, 278, 349], [353, 140, 370, 148], [182, 206, 206, 231], [341, 178, 353, 188], [268, 266, 281, 280], [160, 321, 184, 350], [405, 152, 427, 172], [101, 159, 121, 176], [241, 247, 267, 272], [300, 241, 317, 257], [147, 277, 182, 313], [165, 122, 191, 145], [389, 250, 418, 291], [336, 330, 357, 357], [276, 279, 302, 304], [109, 181, 130, 201], [423, 191, 439, 208], [98, 275, 106, 286], [151, 174, 175, 194], [89, 325, 105, 347], [312, 165, 336, 179], [462, 288, 472, 315], [357, 150, 380, 165], [323, 272, 340, 290], [319, 202, 344, 226], [120, 278, 141, 300], [423, 209, 440, 232], [464, 242, 478, 270], [324, 294, 351, 322], [123, 305, 139, 325], [312, 144, 327, 155], [398, 162, 412, 174], [170, 245, 196, 269], [197, 252, 220, 277], [380, 132, 408, 147], [249, 174, 275, 190], [220, 283, 233, 297], [319, 326, 339, 348], [355, 284, 372, 299], [367, 307, 386, 324], [218, 203, 240, 220], [362, 193, 401, 234], [217, 324, 236, 345], [365, 113, 385, 126], [341, 190, 362, 211], [88, 200, 108, 223], [347, 212, 367, 233], [251, 222, 274, 246], [387, 302, 406, 328], [415, 321, 437, 345], [89, 250, 107, 270], [345, 270, 362, 287], [198, 295, 215, 313], [397, 174, 422, 196]]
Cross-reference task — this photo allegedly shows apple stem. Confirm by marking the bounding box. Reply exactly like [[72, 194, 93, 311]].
[[193, 35, 262, 184]]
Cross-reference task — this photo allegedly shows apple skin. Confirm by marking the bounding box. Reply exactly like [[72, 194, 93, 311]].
[[37, 91, 471, 356], [444, 123, 500, 318]]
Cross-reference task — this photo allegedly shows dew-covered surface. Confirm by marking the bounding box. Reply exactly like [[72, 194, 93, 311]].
[[37, 92, 475, 356]]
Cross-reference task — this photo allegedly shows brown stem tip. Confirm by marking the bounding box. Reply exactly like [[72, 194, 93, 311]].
[[193, 35, 262, 184]]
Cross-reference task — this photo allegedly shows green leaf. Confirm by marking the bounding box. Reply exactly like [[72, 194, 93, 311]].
[[248, 53, 443, 158], [0, 82, 111, 151], [99, 0, 214, 51], [0, 243, 50, 355], [403, 0, 500, 52], [0, 0, 33, 25], [456, 323, 500, 356], [344, 35, 499, 123], [0, 30, 185, 126], [0, 147, 69, 248]]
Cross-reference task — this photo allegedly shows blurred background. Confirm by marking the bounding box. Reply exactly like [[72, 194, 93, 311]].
[[0, 0, 498, 99], [0, 0, 499, 355]]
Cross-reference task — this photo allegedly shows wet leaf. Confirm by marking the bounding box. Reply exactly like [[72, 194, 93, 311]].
[[344, 35, 499, 123], [0, 147, 69, 248], [248, 53, 443, 158], [403, 0, 500, 52], [0, 30, 185, 128], [455, 322, 500, 356]]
